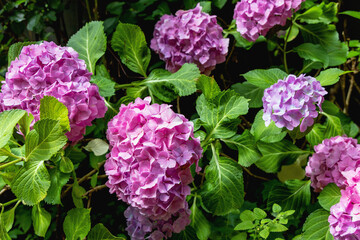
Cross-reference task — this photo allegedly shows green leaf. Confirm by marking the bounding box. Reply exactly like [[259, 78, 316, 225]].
[[90, 75, 116, 98], [2, 204, 17, 231], [40, 96, 70, 132], [11, 160, 51, 205], [256, 140, 308, 173], [298, 23, 348, 66], [190, 197, 211, 240], [88, 223, 125, 240], [322, 112, 343, 139], [294, 43, 329, 68], [144, 63, 200, 102], [67, 21, 106, 74], [242, 68, 287, 89], [0, 212, 11, 240], [8, 42, 37, 65], [72, 182, 86, 208], [0, 109, 27, 149], [200, 144, 244, 215], [171, 226, 199, 240], [60, 157, 74, 173], [44, 168, 70, 205], [339, 10, 360, 20], [196, 90, 249, 140], [302, 209, 334, 240], [83, 139, 109, 156], [197, 75, 221, 100], [221, 130, 261, 167], [234, 221, 255, 231], [111, 22, 150, 77], [267, 180, 311, 216], [25, 119, 67, 162], [306, 123, 326, 146], [272, 204, 282, 213], [250, 110, 286, 143], [231, 82, 264, 108], [32, 204, 51, 237], [318, 183, 341, 211], [213, 0, 226, 9], [18, 112, 34, 137], [316, 68, 345, 86], [259, 227, 270, 238], [269, 223, 288, 232], [253, 208, 267, 220], [297, 5, 323, 23], [63, 208, 91, 240], [240, 210, 256, 222]]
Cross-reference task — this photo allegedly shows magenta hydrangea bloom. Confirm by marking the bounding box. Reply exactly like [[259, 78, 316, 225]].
[[125, 205, 191, 240], [305, 136, 360, 192], [328, 184, 360, 239], [262, 74, 327, 132], [150, 3, 229, 75], [0, 41, 107, 142], [233, 0, 304, 42], [105, 97, 202, 238]]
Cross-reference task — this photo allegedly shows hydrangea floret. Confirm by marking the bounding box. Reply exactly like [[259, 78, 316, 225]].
[[328, 184, 360, 239], [262, 74, 327, 132], [305, 136, 360, 192], [233, 0, 304, 42], [150, 3, 229, 75], [0, 41, 107, 142], [105, 97, 202, 238]]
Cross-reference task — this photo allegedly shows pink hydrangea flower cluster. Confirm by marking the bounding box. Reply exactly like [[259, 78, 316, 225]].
[[233, 0, 304, 42], [104, 97, 202, 239], [262, 74, 327, 132], [328, 184, 360, 239], [305, 136, 360, 239], [305, 136, 360, 192], [0, 41, 107, 142], [150, 3, 229, 75]]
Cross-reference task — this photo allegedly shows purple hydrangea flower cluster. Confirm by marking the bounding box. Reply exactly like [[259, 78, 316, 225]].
[[233, 0, 304, 42], [0, 41, 107, 142], [328, 184, 360, 239], [150, 3, 229, 75], [125, 205, 191, 240], [105, 97, 202, 239], [305, 136, 360, 192], [262, 74, 327, 132]]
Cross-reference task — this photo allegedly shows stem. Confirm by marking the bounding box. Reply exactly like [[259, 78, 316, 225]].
[[82, 184, 106, 197], [93, 0, 99, 20], [0, 198, 19, 208], [104, 100, 118, 114], [283, 20, 293, 73], [114, 83, 137, 89], [0, 158, 24, 170], [85, 0, 92, 21]]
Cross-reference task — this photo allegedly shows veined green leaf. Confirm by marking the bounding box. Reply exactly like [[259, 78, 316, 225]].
[[44, 168, 70, 205], [256, 140, 308, 173], [111, 22, 150, 77], [197, 75, 221, 100], [63, 208, 91, 240], [40, 96, 70, 132], [0, 109, 27, 149], [190, 197, 211, 240], [144, 63, 200, 102], [318, 183, 341, 211], [294, 43, 329, 68], [25, 119, 67, 162], [302, 209, 334, 240], [316, 68, 345, 86], [11, 160, 51, 205], [322, 112, 343, 139], [267, 180, 311, 216], [0, 211, 11, 240], [196, 90, 249, 140], [222, 130, 261, 167], [306, 123, 326, 146], [87, 223, 125, 240], [200, 143, 244, 215], [32, 204, 51, 237], [231, 82, 264, 108], [91, 75, 116, 98], [67, 21, 106, 74], [250, 110, 286, 143], [339, 10, 360, 20], [84, 139, 109, 156], [242, 68, 287, 89]]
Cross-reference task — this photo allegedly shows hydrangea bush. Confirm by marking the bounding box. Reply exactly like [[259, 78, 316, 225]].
[[0, 1, 359, 240]]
